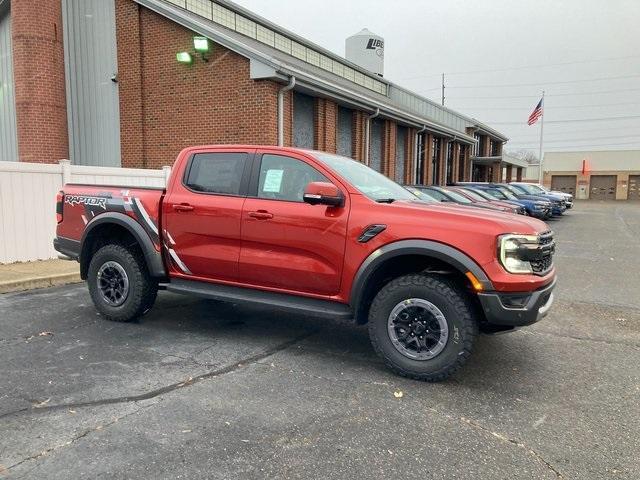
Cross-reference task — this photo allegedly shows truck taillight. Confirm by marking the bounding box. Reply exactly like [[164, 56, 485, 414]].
[[56, 191, 64, 224]]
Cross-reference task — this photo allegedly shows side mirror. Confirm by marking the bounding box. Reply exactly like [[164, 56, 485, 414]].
[[303, 182, 344, 207]]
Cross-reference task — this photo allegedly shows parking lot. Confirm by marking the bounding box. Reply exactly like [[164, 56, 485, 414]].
[[1, 201, 639, 479]]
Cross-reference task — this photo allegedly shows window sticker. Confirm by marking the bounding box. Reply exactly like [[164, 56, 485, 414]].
[[263, 169, 284, 193]]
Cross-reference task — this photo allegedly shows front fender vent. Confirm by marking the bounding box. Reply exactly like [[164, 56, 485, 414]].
[[358, 224, 387, 243]]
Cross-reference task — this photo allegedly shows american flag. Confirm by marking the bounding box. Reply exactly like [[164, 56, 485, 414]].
[[528, 98, 544, 125]]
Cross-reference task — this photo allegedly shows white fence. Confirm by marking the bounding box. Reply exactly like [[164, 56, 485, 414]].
[[0, 160, 171, 264]]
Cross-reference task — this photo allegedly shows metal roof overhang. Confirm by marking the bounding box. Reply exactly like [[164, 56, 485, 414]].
[[135, 0, 478, 145], [471, 155, 529, 168], [468, 121, 509, 142]]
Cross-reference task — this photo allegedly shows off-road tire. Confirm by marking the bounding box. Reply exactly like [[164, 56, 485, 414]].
[[368, 274, 478, 382], [87, 243, 158, 322]]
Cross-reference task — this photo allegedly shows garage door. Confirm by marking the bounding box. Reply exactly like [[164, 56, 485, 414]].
[[628, 175, 640, 200], [589, 175, 617, 200], [551, 175, 576, 196]]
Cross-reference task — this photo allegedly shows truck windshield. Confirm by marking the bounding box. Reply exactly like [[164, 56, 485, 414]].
[[440, 189, 472, 203], [515, 183, 542, 195], [523, 184, 546, 194], [313, 153, 417, 202], [460, 189, 488, 202]]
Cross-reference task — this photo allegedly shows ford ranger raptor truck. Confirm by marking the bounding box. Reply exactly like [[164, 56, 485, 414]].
[[54, 146, 556, 381]]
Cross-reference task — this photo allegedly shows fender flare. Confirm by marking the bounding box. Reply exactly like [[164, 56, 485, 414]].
[[80, 212, 167, 279], [349, 239, 494, 313]]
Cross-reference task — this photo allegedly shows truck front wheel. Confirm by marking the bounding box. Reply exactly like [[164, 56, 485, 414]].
[[87, 244, 158, 322], [368, 274, 478, 382]]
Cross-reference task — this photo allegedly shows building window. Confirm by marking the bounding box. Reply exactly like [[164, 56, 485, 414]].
[[369, 118, 384, 172], [432, 138, 441, 185], [293, 92, 315, 149], [396, 126, 407, 184], [415, 133, 426, 185], [458, 145, 466, 181], [491, 140, 501, 157], [445, 141, 454, 185], [476, 134, 486, 157], [337, 107, 353, 158]]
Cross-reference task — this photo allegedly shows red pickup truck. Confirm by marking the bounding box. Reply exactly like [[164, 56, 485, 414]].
[[54, 146, 556, 381]]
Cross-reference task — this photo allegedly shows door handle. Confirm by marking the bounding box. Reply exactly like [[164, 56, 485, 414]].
[[248, 210, 273, 220], [173, 203, 194, 212]]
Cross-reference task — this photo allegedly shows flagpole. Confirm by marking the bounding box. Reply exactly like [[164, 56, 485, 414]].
[[538, 90, 545, 185]]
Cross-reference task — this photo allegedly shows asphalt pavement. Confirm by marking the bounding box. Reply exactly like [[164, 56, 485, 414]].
[[1, 201, 639, 479]]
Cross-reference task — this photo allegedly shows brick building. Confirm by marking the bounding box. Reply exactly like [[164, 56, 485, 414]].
[[0, 0, 517, 184]]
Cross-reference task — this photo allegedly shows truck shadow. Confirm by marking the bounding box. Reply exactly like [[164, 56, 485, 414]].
[[140, 293, 547, 396]]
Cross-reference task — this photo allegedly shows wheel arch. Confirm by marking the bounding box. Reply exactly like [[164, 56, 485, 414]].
[[80, 213, 166, 280], [349, 240, 493, 324]]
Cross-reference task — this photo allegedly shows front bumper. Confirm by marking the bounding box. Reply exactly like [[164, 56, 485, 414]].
[[531, 206, 551, 219], [477, 277, 556, 327]]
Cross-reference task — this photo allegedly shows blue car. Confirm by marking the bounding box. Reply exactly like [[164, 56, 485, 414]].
[[501, 183, 567, 216], [455, 183, 552, 219]]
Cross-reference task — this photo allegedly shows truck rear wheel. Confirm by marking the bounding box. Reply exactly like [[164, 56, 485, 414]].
[[368, 274, 478, 382], [87, 244, 157, 322]]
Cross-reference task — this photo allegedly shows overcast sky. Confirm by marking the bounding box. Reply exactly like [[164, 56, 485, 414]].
[[235, 0, 640, 155]]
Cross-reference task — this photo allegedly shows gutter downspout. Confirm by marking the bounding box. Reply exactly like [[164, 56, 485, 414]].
[[415, 125, 427, 183], [364, 108, 380, 166], [278, 76, 296, 146]]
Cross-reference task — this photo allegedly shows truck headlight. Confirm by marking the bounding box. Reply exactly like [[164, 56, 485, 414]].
[[498, 234, 538, 274]]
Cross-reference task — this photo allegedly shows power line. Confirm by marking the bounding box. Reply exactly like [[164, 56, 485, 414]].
[[453, 102, 640, 111], [485, 115, 640, 125], [397, 54, 640, 80], [510, 134, 640, 144], [507, 140, 640, 148], [446, 74, 640, 89], [447, 87, 640, 100], [511, 125, 640, 137]]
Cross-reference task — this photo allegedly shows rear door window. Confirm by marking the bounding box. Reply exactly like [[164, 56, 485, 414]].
[[185, 153, 248, 195]]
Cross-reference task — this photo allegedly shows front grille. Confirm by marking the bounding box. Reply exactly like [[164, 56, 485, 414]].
[[532, 231, 554, 274]]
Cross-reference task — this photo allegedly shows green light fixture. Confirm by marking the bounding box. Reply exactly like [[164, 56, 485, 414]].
[[193, 36, 210, 53], [176, 51, 193, 65]]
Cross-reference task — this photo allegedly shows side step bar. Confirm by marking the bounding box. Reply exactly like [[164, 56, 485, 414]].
[[163, 278, 353, 320]]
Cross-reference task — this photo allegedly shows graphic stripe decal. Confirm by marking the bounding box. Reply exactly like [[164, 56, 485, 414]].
[[133, 198, 159, 236], [168, 248, 192, 274]]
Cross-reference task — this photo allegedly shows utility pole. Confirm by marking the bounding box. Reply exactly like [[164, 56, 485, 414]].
[[538, 90, 545, 185], [441, 73, 445, 106]]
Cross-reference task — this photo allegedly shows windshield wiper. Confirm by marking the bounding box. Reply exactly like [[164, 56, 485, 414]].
[[376, 198, 396, 203]]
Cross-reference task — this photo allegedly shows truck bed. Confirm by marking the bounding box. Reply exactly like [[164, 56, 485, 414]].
[[57, 184, 165, 248]]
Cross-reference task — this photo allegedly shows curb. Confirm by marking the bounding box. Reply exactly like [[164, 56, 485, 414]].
[[0, 272, 82, 294]]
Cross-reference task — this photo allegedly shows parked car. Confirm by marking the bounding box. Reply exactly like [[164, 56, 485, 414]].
[[455, 183, 552, 219], [404, 186, 440, 203], [444, 186, 525, 215], [510, 182, 573, 209], [406, 185, 493, 210], [500, 183, 567, 216], [55, 146, 556, 382]]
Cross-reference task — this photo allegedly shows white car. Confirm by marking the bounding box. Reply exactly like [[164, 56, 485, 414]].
[[510, 182, 573, 209]]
